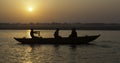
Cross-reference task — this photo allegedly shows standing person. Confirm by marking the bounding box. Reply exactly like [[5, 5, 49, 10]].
[[54, 28, 61, 38], [69, 28, 77, 38]]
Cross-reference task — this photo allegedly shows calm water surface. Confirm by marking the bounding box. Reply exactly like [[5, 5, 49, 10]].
[[0, 30, 120, 63]]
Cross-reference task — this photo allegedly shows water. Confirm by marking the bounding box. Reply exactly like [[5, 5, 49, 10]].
[[0, 30, 120, 63]]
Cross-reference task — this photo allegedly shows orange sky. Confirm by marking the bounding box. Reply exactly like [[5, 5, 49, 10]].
[[0, 0, 120, 23]]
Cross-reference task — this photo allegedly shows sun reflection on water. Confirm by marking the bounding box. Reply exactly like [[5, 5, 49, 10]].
[[25, 61, 32, 63], [26, 30, 31, 38], [23, 46, 33, 63]]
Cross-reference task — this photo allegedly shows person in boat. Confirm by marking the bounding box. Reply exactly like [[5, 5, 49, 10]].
[[30, 29, 41, 38], [69, 28, 77, 38], [54, 28, 61, 39]]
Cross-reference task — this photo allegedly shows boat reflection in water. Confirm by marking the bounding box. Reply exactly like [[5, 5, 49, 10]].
[[19, 44, 80, 63]]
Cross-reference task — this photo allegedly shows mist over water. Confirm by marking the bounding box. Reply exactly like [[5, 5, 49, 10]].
[[0, 30, 120, 63]]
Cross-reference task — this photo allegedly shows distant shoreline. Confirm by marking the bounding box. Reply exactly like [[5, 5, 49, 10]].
[[0, 23, 120, 30], [1, 28, 120, 30]]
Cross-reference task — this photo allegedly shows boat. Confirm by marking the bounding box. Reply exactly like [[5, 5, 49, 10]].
[[14, 34, 100, 44]]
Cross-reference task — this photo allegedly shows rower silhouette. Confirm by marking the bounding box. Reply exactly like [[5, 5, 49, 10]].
[[30, 29, 41, 38], [69, 28, 77, 38], [54, 28, 61, 39]]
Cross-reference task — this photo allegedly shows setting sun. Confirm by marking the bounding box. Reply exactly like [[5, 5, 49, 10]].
[[28, 7, 33, 12]]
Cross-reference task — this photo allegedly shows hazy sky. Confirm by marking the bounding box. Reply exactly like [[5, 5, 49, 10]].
[[0, 0, 120, 23]]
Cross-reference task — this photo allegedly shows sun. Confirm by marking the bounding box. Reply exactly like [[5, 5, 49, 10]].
[[28, 7, 33, 12]]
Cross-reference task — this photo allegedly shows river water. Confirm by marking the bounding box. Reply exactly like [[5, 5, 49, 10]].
[[0, 30, 120, 63]]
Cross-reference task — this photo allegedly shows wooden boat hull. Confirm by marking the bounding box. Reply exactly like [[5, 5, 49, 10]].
[[14, 35, 100, 44]]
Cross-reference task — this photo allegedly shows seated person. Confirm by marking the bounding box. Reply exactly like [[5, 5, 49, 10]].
[[54, 28, 61, 38], [69, 28, 77, 38]]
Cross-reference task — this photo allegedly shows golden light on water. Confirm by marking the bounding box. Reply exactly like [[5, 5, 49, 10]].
[[25, 61, 32, 63], [27, 30, 31, 38], [23, 47, 32, 63]]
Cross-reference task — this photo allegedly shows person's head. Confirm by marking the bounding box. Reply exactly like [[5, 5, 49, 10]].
[[72, 28, 76, 31], [56, 28, 59, 31], [31, 29, 33, 31]]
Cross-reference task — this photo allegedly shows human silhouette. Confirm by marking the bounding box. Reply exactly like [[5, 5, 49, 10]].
[[30, 29, 35, 38], [54, 28, 61, 38], [30, 29, 41, 38], [69, 28, 77, 38]]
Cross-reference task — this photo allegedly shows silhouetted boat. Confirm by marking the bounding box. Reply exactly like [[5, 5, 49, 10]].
[[14, 35, 100, 44]]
